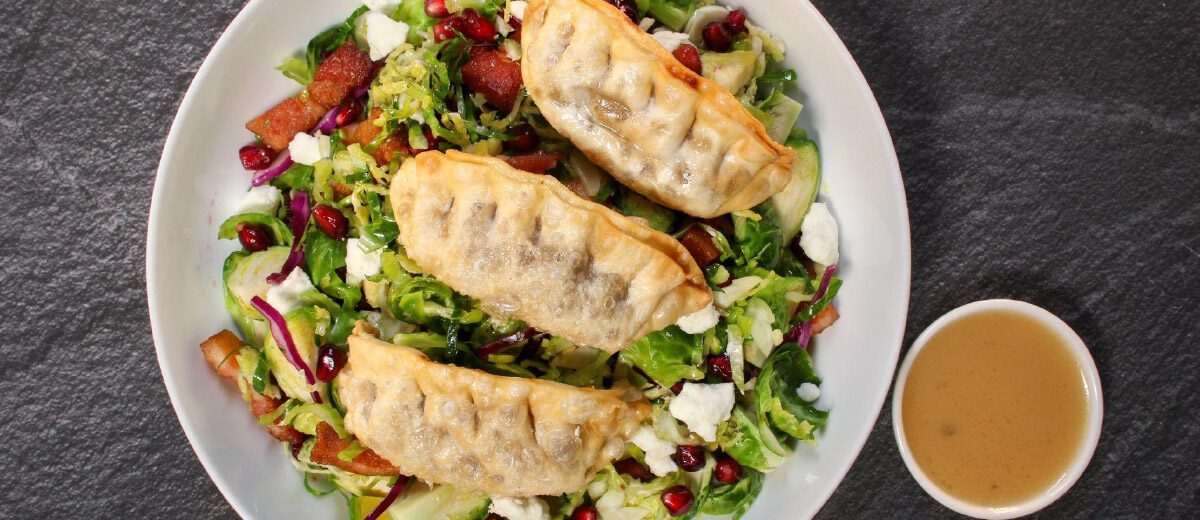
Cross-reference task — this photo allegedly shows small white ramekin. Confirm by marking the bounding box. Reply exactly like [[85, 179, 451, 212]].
[[892, 299, 1103, 519]]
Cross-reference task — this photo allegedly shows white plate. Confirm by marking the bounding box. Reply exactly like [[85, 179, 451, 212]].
[[147, 0, 910, 518]]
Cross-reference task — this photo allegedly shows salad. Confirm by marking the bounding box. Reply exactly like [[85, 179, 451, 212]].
[[199, 1, 842, 519]]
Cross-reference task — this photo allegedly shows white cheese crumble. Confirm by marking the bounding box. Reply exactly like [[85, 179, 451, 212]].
[[669, 382, 735, 442], [799, 202, 839, 266], [364, 311, 414, 340], [488, 496, 550, 520], [508, 0, 528, 19], [629, 426, 678, 477], [651, 30, 692, 52], [345, 238, 383, 284], [361, 11, 409, 61], [288, 132, 330, 166], [675, 303, 719, 334], [797, 382, 821, 402], [234, 185, 281, 216], [361, 0, 401, 13], [265, 268, 316, 314]]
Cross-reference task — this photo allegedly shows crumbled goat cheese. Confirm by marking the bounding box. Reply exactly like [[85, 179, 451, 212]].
[[489, 496, 549, 520], [799, 203, 839, 266], [345, 238, 383, 284], [289, 132, 330, 166], [265, 268, 316, 314], [675, 303, 719, 334], [797, 382, 821, 402], [235, 185, 281, 215], [669, 382, 735, 442], [629, 426, 679, 477], [652, 30, 692, 52], [361, 11, 409, 61]]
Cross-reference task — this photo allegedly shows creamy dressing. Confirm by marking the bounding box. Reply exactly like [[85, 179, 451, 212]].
[[902, 310, 1089, 507]]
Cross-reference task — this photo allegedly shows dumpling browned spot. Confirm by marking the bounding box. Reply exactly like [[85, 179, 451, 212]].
[[521, 0, 794, 218], [338, 323, 651, 497], [390, 151, 711, 352]]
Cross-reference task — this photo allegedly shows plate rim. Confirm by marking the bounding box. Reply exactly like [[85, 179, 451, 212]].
[[146, 0, 911, 517]]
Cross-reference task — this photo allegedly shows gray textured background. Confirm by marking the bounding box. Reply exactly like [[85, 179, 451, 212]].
[[1, 0, 1197, 518]]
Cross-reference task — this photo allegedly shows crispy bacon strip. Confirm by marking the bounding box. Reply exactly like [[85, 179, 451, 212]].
[[460, 48, 523, 112], [499, 151, 561, 173], [200, 329, 305, 444], [343, 108, 407, 165], [310, 422, 403, 476], [200, 330, 243, 379], [810, 305, 839, 336], [247, 41, 373, 151]]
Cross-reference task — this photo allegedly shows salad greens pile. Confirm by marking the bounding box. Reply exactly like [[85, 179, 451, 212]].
[[213, 1, 841, 519]]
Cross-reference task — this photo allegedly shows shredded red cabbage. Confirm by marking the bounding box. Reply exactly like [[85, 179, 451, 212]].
[[475, 327, 540, 358], [250, 150, 294, 187], [784, 264, 839, 348], [314, 105, 342, 134], [250, 296, 320, 399], [267, 192, 311, 285], [363, 476, 408, 520]]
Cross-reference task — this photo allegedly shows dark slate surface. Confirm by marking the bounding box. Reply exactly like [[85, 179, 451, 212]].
[[0, 0, 1196, 518]]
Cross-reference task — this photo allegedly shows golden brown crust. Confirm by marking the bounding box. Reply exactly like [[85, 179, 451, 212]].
[[340, 323, 650, 496], [390, 151, 711, 352], [521, 0, 794, 218]]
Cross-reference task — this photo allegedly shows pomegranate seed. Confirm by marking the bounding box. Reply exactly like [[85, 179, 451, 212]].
[[672, 44, 702, 74], [570, 505, 599, 520], [316, 345, 346, 382], [670, 380, 688, 394], [726, 9, 748, 35], [334, 99, 363, 128], [312, 204, 348, 240], [707, 355, 733, 382], [239, 144, 274, 170], [613, 457, 654, 482], [604, 0, 639, 22], [702, 22, 733, 52], [673, 445, 706, 472], [713, 455, 744, 485], [237, 223, 270, 252], [660, 485, 694, 517], [425, 0, 449, 18], [504, 124, 540, 153], [433, 16, 464, 42], [460, 9, 496, 43]]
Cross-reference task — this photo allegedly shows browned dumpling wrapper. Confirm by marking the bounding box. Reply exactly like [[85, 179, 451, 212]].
[[520, 0, 794, 218], [339, 323, 651, 497], [390, 150, 711, 352]]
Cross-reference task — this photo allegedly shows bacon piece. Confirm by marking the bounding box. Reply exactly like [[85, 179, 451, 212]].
[[200, 330, 244, 379], [460, 48, 523, 112], [308, 41, 373, 107], [678, 225, 720, 268], [311, 422, 403, 476], [500, 151, 561, 173], [249, 392, 306, 444], [247, 42, 373, 151], [810, 305, 839, 336], [246, 96, 326, 151], [343, 108, 408, 165]]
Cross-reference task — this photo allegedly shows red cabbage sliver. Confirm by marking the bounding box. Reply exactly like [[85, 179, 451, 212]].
[[250, 150, 294, 187], [363, 477, 408, 520], [475, 327, 540, 358], [784, 264, 839, 347], [266, 245, 306, 285], [314, 105, 341, 134], [250, 296, 319, 391], [267, 192, 311, 285]]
